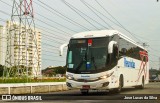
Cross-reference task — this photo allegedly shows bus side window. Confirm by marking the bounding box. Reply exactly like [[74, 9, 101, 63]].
[[68, 51, 72, 63]]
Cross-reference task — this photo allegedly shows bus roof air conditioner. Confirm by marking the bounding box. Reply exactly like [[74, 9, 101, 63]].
[[108, 41, 117, 54]]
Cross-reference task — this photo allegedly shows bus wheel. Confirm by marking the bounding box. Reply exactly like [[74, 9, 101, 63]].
[[114, 76, 123, 93], [80, 89, 89, 95], [136, 76, 144, 89]]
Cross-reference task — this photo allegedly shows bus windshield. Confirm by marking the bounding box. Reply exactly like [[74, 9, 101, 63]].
[[67, 37, 110, 74]]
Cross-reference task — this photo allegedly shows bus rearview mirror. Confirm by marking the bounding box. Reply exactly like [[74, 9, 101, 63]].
[[59, 43, 68, 56], [108, 41, 117, 54], [121, 48, 127, 55]]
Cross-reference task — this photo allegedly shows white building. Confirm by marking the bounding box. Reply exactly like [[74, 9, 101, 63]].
[[0, 21, 41, 76], [0, 25, 6, 66]]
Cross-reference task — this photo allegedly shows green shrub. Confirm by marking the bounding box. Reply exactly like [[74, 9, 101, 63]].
[[0, 77, 66, 83]]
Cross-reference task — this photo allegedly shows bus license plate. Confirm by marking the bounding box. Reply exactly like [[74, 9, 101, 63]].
[[82, 85, 90, 89]]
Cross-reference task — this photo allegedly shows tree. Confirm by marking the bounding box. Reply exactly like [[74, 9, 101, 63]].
[[45, 69, 53, 77], [54, 66, 66, 75], [0, 64, 4, 77], [42, 66, 67, 77]]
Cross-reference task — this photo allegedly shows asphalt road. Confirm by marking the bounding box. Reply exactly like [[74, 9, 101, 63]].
[[49, 82, 160, 95], [0, 82, 160, 103]]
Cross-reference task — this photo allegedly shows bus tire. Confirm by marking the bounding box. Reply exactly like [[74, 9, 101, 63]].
[[80, 89, 89, 95], [114, 75, 123, 93], [136, 76, 144, 89]]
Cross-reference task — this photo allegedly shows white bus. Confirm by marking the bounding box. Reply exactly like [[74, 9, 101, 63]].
[[60, 30, 149, 94]]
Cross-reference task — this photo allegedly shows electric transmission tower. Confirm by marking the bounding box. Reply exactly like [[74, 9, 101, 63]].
[[3, 0, 41, 78]]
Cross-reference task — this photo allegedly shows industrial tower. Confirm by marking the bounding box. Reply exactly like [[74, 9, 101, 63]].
[[3, 0, 41, 78]]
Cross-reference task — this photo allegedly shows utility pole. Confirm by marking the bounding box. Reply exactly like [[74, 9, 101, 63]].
[[3, 0, 40, 79]]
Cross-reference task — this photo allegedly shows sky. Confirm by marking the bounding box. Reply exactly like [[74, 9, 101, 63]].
[[0, 0, 160, 70]]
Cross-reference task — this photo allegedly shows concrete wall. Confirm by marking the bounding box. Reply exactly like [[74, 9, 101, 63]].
[[0, 82, 67, 94]]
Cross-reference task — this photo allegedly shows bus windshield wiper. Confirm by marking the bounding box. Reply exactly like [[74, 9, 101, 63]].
[[75, 48, 88, 73], [75, 58, 83, 73], [91, 52, 97, 70]]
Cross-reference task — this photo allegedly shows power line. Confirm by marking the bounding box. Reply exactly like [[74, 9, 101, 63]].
[[42, 34, 65, 44], [0, 21, 65, 51], [0, 0, 73, 37], [0, 9, 10, 16], [34, 0, 90, 31], [0, 10, 65, 61], [0, 21, 63, 60], [0, 10, 70, 43], [80, 0, 112, 29], [0, 0, 12, 7], [36, 13, 77, 33], [1, 0, 157, 44], [42, 53, 66, 58], [0, 50, 65, 63], [149, 53, 160, 57], [0, 2, 72, 40], [35, 24, 70, 41], [39, 26, 70, 40], [41, 46, 60, 51], [5, 2, 87, 33], [42, 35, 63, 44], [148, 40, 160, 42], [0, 44, 65, 60], [42, 58, 65, 62], [0, 18, 6, 22], [85, 0, 123, 28], [94, 0, 142, 43], [95, 0, 124, 27], [0, 0, 159, 66], [41, 42, 59, 49], [83, 0, 137, 31], [0, 38, 62, 55], [36, 18, 72, 36], [0, 44, 61, 55], [41, 46, 67, 54], [149, 47, 160, 53], [0, 22, 66, 51], [150, 60, 159, 62], [42, 50, 58, 55], [40, 30, 69, 42], [62, 0, 108, 30], [0, 1, 141, 41], [62, 0, 100, 30]]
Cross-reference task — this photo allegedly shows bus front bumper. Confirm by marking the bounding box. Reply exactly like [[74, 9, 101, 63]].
[[66, 79, 110, 90]]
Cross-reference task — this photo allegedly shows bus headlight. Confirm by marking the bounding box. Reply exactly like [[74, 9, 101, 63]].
[[66, 76, 74, 80], [100, 75, 107, 79], [100, 71, 114, 79]]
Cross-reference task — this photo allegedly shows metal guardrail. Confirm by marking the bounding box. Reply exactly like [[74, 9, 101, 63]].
[[0, 82, 67, 94]]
